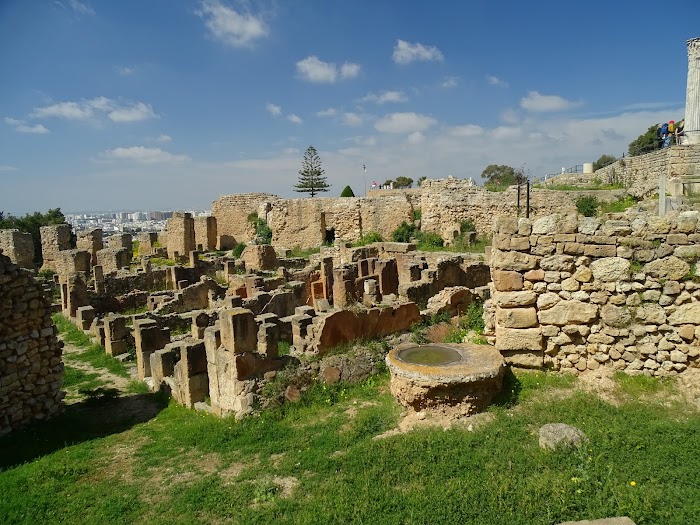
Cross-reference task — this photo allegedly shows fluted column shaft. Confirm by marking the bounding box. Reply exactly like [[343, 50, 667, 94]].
[[685, 37, 700, 145]]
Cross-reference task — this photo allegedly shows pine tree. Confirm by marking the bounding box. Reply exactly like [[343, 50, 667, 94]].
[[294, 146, 330, 197]]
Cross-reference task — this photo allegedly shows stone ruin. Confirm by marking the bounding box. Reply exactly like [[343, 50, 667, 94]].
[[0, 249, 63, 435]]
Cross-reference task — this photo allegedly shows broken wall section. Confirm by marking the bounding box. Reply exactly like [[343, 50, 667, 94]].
[[0, 251, 64, 435], [487, 212, 700, 374]]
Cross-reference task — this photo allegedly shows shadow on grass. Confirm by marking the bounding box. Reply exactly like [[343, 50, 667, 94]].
[[492, 367, 523, 408], [0, 391, 168, 470]]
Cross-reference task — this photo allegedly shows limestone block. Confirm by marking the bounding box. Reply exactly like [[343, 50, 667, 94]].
[[491, 250, 538, 271], [584, 245, 617, 258], [561, 278, 580, 292], [496, 307, 538, 328], [539, 255, 575, 272], [494, 291, 537, 308], [536, 292, 561, 310], [673, 245, 700, 259], [500, 350, 544, 368], [537, 300, 598, 326], [577, 217, 601, 235], [590, 257, 630, 282], [634, 304, 666, 325], [668, 302, 700, 325], [573, 267, 592, 282], [601, 304, 632, 328], [532, 214, 561, 235], [492, 270, 523, 292], [523, 269, 545, 281], [539, 423, 588, 450], [76, 306, 96, 331], [643, 256, 690, 281], [495, 326, 542, 351], [220, 308, 257, 353], [241, 244, 277, 271]]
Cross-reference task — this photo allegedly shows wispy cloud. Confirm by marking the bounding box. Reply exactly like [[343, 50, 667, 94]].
[[486, 74, 508, 87], [442, 76, 458, 88], [359, 90, 407, 104], [0, 165, 19, 172], [115, 65, 135, 76], [266, 103, 282, 116], [392, 39, 444, 65], [4, 117, 50, 134], [520, 91, 582, 112], [448, 124, 484, 137], [55, 0, 95, 16], [100, 146, 190, 164], [342, 113, 364, 126], [196, 0, 268, 48], [316, 108, 337, 117], [29, 97, 157, 123], [296, 56, 360, 83], [287, 113, 303, 124], [155, 134, 172, 143], [374, 112, 436, 134]]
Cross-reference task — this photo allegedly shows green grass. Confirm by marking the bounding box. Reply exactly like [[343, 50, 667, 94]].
[[53, 314, 130, 378], [599, 195, 638, 215], [537, 183, 624, 191], [150, 257, 177, 267], [1, 368, 697, 524], [62, 366, 102, 391], [288, 246, 321, 259]]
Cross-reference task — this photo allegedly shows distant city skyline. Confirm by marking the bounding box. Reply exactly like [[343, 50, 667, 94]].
[[1, 1, 698, 214]]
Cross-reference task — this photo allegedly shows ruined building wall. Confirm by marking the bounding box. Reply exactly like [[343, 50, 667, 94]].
[[265, 196, 414, 249], [212, 193, 279, 249], [194, 216, 217, 251], [487, 212, 700, 375], [40, 224, 72, 272], [0, 251, 64, 435], [76, 228, 103, 266], [420, 179, 626, 237], [0, 229, 34, 269], [543, 146, 700, 199], [166, 212, 195, 259]]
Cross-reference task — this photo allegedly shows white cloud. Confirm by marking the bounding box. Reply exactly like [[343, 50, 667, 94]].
[[197, 0, 268, 48], [392, 39, 444, 65], [316, 108, 337, 117], [296, 55, 360, 83], [500, 108, 519, 124], [442, 76, 458, 88], [374, 112, 436, 134], [29, 97, 157, 123], [115, 66, 135, 76], [56, 0, 95, 15], [107, 102, 157, 122], [486, 75, 508, 87], [266, 103, 282, 116], [4, 117, 50, 134], [360, 90, 407, 104], [0, 165, 18, 172], [520, 91, 582, 112], [155, 134, 172, 143], [449, 124, 484, 137], [342, 113, 364, 126], [101, 146, 190, 164], [287, 113, 303, 124], [31, 101, 93, 120], [407, 131, 424, 144], [340, 62, 360, 79]]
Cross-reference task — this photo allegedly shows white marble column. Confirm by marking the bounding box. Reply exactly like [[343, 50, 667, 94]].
[[685, 37, 700, 145]]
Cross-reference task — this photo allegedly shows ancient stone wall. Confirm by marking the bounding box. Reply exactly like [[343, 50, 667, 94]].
[[487, 212, 700, 375], [40, 224, 72, 272], [194, 216, 217, 251], [166, 212, 195, 259], [420, 178, 625, 237], [0, 251, 64, 435], [212, 193, 279, 249], [0, 229, 34, 269], [76, 228, 103, 266], [265, 195, 414, 249], [544, 145, 700, 199]]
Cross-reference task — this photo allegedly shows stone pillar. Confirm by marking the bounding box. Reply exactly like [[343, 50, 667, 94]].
[[134, 319, 171, 380], [166, 212, 195, 260], [104, 314, 128, 357], [220, 308, 257, 353], [685, 37, 700, 145], [0, 230, 34, 269], [93, 265, 105, 293], [76, 228, 103, 266], [40, 224, 72, 272]]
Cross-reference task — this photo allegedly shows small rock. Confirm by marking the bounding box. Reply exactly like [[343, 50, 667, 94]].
[[539, 423, 589, 450]]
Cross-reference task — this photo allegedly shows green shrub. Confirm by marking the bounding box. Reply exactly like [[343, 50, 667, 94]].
[[412, 209, 422, 221], [592, 154, 617, 171], [352, 231, 383, 247], [460, 218, 476, 233], [391, 221, 417, 243], [417, 231, 443, 249], [231, 242, 246, 258], [340, 185, 355, 197], [575, 196, 599, 217], [599, 195, 638, 215]]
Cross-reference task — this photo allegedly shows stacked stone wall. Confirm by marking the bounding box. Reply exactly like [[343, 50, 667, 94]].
[[420, 179, 625, 237], [194, 216, 217, 251], [544, 145, 700, 199], [487, 211, 700, 375], [212, 193, 279, 249], [40, 224, 72, 272], [0, 251, 64, 435], [166, 212, 195, 259], [76, 228, 103, 266], [0, 229, 34, 269]]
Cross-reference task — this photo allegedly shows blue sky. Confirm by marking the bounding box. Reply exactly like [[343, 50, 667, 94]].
[[0, 0, 697, 214]]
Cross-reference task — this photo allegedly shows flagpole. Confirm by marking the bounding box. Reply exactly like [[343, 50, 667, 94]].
[[363, 164, 367, 196]]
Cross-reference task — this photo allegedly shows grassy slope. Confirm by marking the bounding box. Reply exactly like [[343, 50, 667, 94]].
[[0, 366, 698, 525]]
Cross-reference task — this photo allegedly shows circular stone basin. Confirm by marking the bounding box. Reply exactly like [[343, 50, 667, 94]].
[[386, 343, 505, 415]]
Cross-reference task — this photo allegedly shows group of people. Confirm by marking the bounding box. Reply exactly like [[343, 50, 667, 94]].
[[658, 120, 685, 148]]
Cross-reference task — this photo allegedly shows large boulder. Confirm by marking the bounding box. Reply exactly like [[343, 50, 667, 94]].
[[643, 256, 690, 281]]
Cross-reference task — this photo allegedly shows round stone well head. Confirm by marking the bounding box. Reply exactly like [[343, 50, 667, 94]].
[[386, 342, 505, 415]]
